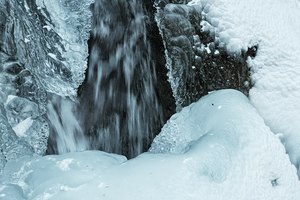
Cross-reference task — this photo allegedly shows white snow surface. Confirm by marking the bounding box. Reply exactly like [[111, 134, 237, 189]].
[[1, 90, 299, 200], [189, 0, 300, 176]]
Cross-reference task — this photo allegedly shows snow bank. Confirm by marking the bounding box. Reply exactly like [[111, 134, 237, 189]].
[[189, 0, 300, 177], [1, 90, 299, 200]]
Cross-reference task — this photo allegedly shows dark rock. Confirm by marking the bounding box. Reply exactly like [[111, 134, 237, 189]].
[[155, 2, 253, 109]]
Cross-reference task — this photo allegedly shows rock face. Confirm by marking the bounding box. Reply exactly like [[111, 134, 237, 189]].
[[0, 0, 47, 110], [155, 1, 253, 110]]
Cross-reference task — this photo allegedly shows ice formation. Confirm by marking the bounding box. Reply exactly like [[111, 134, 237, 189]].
[[1, 0, 93, 97], [1, 90, 299, 200], [34, 0, 94, 96], [0, 0, 94, 169], [20, 0, 94, 96]]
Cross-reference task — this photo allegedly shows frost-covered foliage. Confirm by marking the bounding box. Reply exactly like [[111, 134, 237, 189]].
[[188, 0, 300, 177], [1, 90, 299, 200]]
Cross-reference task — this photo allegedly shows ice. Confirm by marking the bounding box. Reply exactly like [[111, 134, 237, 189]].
[[35, 0, 94, 96], [189, 0, 300, 177], [5, 96, 39, 128], [0, 184, 25, 200], [12, 117, 34, 137], [0, 151, 127, 199], [0, 104, 33, 171], [0, 0, 94, 170], [4, 96, 49, 155], [1, 0, 93, 97], [0, 64, 47, 167], [1, 90, 299, 199]]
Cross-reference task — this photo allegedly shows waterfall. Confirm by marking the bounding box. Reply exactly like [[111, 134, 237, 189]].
[[47, 0, 164, 158]]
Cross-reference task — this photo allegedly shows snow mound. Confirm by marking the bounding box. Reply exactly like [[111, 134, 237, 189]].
[[1, 90, 299, 200], [189, 0, 300, 177]]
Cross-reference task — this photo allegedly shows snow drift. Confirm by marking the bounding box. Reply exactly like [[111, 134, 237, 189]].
[[1, 90, 299, 200]]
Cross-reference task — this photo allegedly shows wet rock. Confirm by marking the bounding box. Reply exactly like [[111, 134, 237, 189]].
[[155, 2, 253, 110]]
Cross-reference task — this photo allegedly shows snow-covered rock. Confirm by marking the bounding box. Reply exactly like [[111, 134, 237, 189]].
[[1, 90, 299, 200], [155, 2, 251, 110], [189, 0, 300, 177]]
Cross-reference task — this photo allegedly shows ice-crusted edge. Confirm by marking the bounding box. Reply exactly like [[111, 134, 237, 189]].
[[154, 6, 183, 111]]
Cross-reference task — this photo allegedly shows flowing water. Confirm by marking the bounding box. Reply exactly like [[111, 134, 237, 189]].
[[47, 0, 164, 158]]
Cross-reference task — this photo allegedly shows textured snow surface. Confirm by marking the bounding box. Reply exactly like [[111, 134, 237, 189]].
[[1, 90, 299, 200], [189, 0, 300, 176]]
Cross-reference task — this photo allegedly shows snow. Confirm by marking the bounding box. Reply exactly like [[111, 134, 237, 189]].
[[4, 95, 17, 107], [1, 90, 299, 200], [12, 117, 34, 137], [1, 0, 300, 199], [189, 0, 300, 177]]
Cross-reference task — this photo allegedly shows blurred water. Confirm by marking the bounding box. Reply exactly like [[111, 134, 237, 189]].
[[47, 96, 88, 153], [47, 0, 163, 158]]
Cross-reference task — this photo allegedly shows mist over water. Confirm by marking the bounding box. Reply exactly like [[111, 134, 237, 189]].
[[47, 0, 164, 158]]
